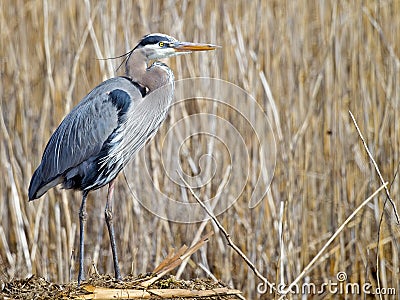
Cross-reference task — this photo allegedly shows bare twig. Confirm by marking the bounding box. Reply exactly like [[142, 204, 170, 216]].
[[349, 110, 400, 224], [349, 110, 400, 300], [177, 171, 276, 293], [176, 165, 231, 278], [278, 182, 388, 299]]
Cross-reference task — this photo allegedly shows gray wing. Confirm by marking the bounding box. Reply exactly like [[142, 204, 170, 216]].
[[29, 77, 142, 200]]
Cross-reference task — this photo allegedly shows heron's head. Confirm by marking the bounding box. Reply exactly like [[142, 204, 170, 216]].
[[135, 33, 218, 60]]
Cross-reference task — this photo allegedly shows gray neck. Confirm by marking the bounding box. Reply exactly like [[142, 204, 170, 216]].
[[125, 49, 147, 85], [125, 49, 173, 92]]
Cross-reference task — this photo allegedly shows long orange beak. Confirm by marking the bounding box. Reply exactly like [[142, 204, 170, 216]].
[[173, 42, 219, 52]]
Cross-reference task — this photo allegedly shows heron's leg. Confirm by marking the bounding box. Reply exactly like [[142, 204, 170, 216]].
[[105, 180, 122, 281], [78, 191, 88, 285]]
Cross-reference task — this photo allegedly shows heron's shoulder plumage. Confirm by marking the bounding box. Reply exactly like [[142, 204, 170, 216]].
[[109, 89, 131, 121]]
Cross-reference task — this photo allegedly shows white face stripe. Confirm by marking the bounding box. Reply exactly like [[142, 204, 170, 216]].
[[141, 43, 188, 60]]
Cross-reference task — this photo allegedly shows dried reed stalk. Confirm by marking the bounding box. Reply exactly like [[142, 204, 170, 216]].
[[140, 232, 214, 288], [77, 286, 241, 299]]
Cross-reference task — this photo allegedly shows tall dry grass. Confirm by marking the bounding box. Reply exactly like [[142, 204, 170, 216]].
[[1, 0, 400, 298]]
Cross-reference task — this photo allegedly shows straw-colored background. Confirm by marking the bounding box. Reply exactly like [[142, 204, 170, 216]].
[[1, 1, 400, 298]]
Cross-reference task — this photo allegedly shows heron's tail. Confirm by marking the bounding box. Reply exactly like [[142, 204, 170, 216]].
[[28, 168, 60, 201], [28, 168, 43, 200]]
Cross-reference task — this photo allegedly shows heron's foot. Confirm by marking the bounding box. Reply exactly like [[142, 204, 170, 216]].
[[115, 270, 123, 281], [77, 271, 85, 286]]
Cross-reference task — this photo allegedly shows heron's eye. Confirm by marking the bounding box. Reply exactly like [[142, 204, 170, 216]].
[[158, 42, 165, 47]]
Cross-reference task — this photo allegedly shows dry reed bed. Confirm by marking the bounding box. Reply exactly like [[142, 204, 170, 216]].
[[1, 1, 400, 299]]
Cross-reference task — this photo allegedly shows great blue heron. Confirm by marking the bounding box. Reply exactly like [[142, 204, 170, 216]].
[[28, 33, 217, 284]]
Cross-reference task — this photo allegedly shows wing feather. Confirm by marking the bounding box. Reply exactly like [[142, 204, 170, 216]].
[[29, 77, 141, 200]]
